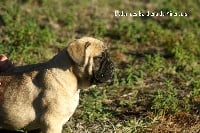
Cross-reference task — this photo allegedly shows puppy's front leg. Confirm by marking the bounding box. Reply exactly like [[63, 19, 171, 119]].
[[40, 114, 63, 133], [40, 120, 63, 133], [41, 126, 62, 133]]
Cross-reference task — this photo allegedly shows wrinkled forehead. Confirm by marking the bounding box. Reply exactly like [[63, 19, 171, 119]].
[[77, 37, 107, 56]]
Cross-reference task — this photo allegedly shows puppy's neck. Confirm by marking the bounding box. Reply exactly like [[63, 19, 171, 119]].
[[48, 50, 73, 71]]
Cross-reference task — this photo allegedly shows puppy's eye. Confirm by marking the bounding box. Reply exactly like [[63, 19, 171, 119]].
[[94, 56, 103, 61]]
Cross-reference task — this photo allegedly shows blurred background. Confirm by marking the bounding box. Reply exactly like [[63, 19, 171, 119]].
[[0, 0, 200, 132]]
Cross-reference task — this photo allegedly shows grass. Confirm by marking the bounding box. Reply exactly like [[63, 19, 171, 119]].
[[0, 0, 200, 132]]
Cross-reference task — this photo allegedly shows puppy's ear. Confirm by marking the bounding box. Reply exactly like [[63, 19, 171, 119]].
[[67, 41, 91, 66]]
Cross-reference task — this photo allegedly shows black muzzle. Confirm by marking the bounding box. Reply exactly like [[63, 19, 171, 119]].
[[92, 58, 115, 83]]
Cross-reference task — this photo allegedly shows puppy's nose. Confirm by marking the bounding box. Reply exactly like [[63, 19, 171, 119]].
[[102, 60, 114, 83], [108, 60, 115, 76], [110, 61, 115, 71]]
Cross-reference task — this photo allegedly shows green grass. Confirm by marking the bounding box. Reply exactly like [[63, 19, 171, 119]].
[[0, 0, 200, 132]]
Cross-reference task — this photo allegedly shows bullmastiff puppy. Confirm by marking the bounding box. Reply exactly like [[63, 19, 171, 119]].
[[0, 37, 114, 133]]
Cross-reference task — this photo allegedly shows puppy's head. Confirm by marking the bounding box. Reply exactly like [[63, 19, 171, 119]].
[[67, 37, 114, 88]]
